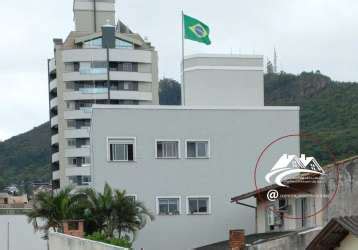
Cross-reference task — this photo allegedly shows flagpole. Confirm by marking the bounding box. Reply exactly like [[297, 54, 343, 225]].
[[181, 11, 186, 106]]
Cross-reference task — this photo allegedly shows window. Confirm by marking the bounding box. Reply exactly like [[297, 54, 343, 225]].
[[115, 39, 134, 49], [122, 62, 133, 72], [157, 197, 180, 215], [156, 140, 179, 159], [126, 195, 137, 203], [187, 197, 211, 215], [80, 61, 107, 75], [68, 139, 76, 147], [68, 176, 91, 186], [108, 138, 135, 161], [68, 221, 79, 231], [186, 140, 209, 158], [83, 37, 103, 48]]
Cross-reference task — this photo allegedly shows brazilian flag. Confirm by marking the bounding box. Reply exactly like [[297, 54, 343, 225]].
[[184, 14, 211, 45]]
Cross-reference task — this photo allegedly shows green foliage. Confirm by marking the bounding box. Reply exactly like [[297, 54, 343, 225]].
[[265, 71, 358, 164], [26, 186, 83, 239], [79, 183, 154, 240], [27, 184, 154, 244], [0, 122, 50, 188], [86, 232, 132, 248], [159, 78, 181, 105]]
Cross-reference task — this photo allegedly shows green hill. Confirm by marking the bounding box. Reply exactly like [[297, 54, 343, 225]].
[[265, 72, 358, 164], [0, 122, 51, 188], [1, 73, 357, 187]]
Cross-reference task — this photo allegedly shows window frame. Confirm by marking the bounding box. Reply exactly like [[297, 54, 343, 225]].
[[156, 196, 181, 216], [125, 194, 137, 203], [186, 196, 212, 215], [185, 139, 210, 159], [107, 137, 136, 162], [155, 139, 181, 159]]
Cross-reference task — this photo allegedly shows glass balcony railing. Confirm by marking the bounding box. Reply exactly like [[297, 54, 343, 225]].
[[79, 88, 108, 94], [79, 68, 107, 75]]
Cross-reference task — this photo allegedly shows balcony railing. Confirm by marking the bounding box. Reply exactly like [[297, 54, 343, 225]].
[[79, 87, 108, 94], [80, 68, 107, 75]]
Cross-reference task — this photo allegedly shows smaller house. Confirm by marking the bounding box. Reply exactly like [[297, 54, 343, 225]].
[[0, 193, 9, 204], [231, 178, 324, 233], [0, 193, 28, 206], [307, 216, 358, 250]]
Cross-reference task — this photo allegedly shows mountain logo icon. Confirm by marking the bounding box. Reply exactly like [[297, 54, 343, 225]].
[[265, 154, 325, 187]]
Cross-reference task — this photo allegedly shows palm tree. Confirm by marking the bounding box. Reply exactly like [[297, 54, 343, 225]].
[[112, 189, 154, 240], [27, 186, 80, 239], [79, 183, 154, 239]]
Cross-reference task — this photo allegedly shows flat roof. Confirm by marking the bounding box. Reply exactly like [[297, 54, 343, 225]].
[[184, 53, 264, 60], [92, 105, 300, 111]]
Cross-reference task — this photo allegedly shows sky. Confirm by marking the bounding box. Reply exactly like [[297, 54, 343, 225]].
[[0, 0, 358, 141]]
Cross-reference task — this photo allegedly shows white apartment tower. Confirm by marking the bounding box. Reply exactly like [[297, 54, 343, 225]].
[[48, 0, 159, 189]]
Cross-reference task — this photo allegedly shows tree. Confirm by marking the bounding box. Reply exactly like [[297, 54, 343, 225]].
[[80, 184, 154, 239], [112, 189, 154, 240], [159, 78, 181, 105], [27, 186, 81, 239]]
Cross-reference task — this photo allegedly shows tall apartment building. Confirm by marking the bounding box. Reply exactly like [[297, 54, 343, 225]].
[[48, 0, 159, 189]]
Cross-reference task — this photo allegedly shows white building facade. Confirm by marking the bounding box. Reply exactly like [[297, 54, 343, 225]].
[[89, 54, 300, 249]]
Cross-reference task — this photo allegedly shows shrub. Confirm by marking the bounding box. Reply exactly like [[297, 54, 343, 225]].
[[86, 232, 132, 248]]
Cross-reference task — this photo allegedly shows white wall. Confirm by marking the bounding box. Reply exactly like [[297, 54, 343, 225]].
[[183, 54, 264, 107], [90, 105, 300, 250], [49, 232, 128, 250]]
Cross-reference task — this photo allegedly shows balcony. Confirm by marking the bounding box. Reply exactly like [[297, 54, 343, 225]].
[[65, 166, 90, 177], [49, 79, 57, 91], [63, 88, 152, 101], [51, 116, 58, 128], [51, 134, 59, 145], [64, 109, 92, 120], [63, 71, 152, 83], [65, 146, 90, 158], [110, 71, 152, 82], [64, 88, 108, 101], [50, 97, 58, 109], [52, 170, 60, 180], [63, 71, 107, 82], [62, 49, 152, 64], [64, 128, 90, 139], [52, 152, 59, 163], [49, 58, 56, 72]]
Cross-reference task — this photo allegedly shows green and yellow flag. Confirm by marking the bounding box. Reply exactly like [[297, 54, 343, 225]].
[[183, 14, 211, 45]]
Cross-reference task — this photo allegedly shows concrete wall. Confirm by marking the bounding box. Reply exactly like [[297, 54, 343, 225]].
[[247, 229, 319, 250], [90, 105, 300, 250], [184, 54, 264, 107], [49, 232, 128, 250], [73, 0, 115, 33], [323, 157, 358, 222]]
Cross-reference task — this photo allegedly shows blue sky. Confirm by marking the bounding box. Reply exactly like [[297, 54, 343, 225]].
[[0, 0, 358, 140]]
